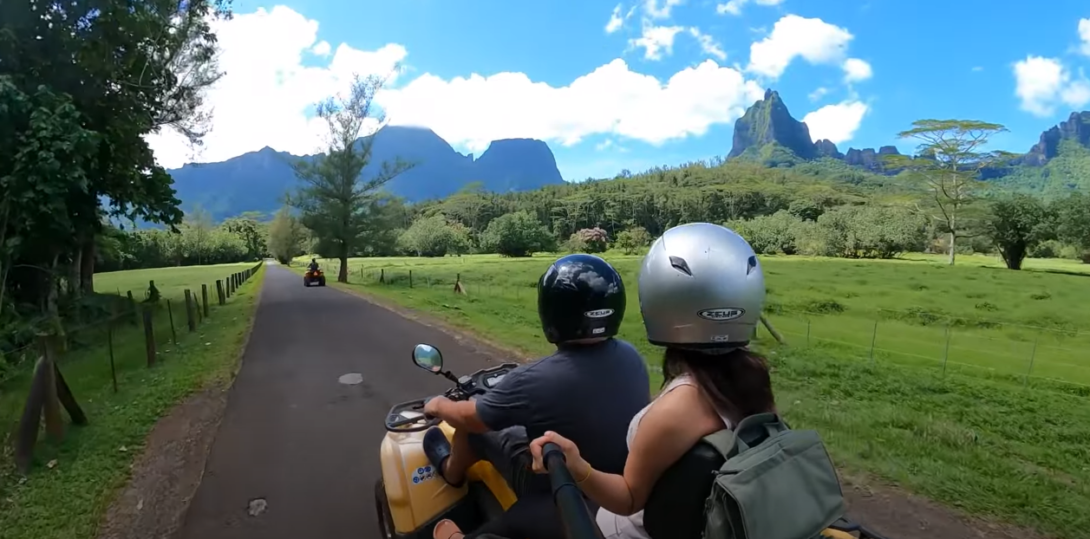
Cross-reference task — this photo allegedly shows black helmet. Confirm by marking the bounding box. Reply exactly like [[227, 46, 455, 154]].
[[538, 254, 626, 344]]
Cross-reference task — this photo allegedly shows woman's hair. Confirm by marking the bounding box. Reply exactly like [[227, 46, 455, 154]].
[[661, 347, 776, 421]]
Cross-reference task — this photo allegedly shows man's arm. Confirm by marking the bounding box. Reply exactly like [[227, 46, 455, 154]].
[[426, 366, 537, 433], [430, 398, 489, 433]]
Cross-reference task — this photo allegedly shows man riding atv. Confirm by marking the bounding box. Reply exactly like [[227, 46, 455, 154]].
[[308, 258, 319, 272], [421, 254, 651, 539]]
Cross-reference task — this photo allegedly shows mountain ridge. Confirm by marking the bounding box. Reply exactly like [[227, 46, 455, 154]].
[[167, 126, 565, 221], [727, 89, 1090, 183]]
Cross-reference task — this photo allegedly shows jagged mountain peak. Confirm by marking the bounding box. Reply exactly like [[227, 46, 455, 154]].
[[728, 89, 899, 172]]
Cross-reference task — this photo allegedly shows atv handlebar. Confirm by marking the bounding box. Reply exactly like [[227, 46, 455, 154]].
[[542, 442, 605, 539]]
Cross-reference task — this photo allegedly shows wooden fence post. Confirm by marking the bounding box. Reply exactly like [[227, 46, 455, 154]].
[[184, 289, 196, 332], [39, 336, 63, 442], [409, 270, 413, 288], [142, 306, 157, 366], [126, 291, 137, 325], [216, 279, 225, 305], [202, 284, 210, 318], [166, 299, 178, 345], [380, 268, 385, 284], [454, 273, 465, 295]]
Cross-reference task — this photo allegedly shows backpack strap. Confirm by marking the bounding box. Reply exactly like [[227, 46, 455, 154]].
[[702, 413, 791, 459], [702, 429, 738, 461]]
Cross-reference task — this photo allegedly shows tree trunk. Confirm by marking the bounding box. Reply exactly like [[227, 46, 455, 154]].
[[339, 255, 348, 283], [80, 239, 95, 294], [947, 232, 956, 266], [68, 246, 83, 298]]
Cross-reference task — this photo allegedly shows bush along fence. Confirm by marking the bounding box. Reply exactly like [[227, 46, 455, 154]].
[[8, 262, 264, 474], [334, 265, 1090, 395]]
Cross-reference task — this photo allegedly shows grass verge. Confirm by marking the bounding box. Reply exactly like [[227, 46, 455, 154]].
[[0, 264, 265, 539], [290, 258, 1090, 539]]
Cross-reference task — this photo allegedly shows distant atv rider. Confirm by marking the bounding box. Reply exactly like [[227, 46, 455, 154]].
[[307, 259, 319, 272], [423, 254, 651, 539]]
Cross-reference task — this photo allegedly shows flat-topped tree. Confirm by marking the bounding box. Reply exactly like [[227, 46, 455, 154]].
[[884, 119, 1011, 266], [290, 71, 415, 283]]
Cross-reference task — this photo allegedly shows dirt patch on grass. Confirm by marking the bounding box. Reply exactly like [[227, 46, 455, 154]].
[[841, 474, 1047, 539], [94, 383, 230, 539]]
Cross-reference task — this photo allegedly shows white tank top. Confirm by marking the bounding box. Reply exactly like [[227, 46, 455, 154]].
[[595, 374, 733, 539]]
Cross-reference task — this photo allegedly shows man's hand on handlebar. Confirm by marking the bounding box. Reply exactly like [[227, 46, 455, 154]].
[[423, 395, 450, 418], [530, 431, 591, 480]]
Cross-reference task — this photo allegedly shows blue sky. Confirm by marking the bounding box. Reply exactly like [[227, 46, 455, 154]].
[[149, 0, 1090, 182]]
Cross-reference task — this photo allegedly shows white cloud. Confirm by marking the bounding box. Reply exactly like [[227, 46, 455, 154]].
[[629, 22, 685, 60], [605, 4, 624, 33], [384, 59, 765, 151], [971, 66, 984, 72], [312, 40, 331, 56], [146, 6, 767, 168], [644, 0, 685, 19], [1079, 18, 1090, 56], [802, 100, 869, 144], [808, 87, 829, 101], [716, 0, 744, 15], [145, 6, 406, 168], [747, 15, 855, 79], [1012, 55, 1090, 117], [716, 0, 783, 16], [689, 28, 727, 60], [842, 58, 872, 82]]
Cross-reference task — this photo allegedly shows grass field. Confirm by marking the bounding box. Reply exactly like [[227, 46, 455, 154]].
[[294, 252, 1090, 539], [93, 262, 257, 301], [0, 263, 264, 539]]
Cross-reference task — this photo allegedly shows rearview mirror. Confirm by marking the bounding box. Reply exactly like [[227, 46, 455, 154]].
[[412, 344, 443, 373]]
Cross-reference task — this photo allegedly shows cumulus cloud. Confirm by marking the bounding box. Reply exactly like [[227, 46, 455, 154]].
[[802, 100, 869, 144], [747, 15, 857, 80], [1012, 55, 1090, 117], [146, 6, 767, 168], [605, 4, 624, 33], [145, 6, 407, 168], [629, 22, 686, 60]]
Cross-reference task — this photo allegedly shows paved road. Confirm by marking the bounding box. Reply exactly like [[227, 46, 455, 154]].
[[178, 264, 503, 539]]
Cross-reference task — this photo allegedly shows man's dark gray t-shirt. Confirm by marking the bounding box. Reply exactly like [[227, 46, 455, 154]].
[[474, 338, 651, 475]]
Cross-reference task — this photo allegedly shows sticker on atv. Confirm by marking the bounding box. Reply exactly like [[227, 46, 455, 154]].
[[411, 465, 436, 485]]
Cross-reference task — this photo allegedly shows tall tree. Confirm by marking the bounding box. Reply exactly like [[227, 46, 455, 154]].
[[291, 72, 414, 282], [267, 205, 306, 264], [887, 120, 1009, 265]]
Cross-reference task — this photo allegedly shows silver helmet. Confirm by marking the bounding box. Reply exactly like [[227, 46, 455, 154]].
[[637, 222, 765, 351]]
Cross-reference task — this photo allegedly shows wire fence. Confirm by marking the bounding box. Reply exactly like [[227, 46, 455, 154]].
[[327, 263, 1090, 396], [1, 262, 264, 474]]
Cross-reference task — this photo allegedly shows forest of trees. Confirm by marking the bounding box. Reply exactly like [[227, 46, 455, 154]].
[[1, 0, 235, 351]]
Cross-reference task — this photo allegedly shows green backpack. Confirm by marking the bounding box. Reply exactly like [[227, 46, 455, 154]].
[[701, 412, 846, 539]]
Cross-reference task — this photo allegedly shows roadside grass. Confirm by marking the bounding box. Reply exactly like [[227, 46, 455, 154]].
[[93, 262, 255, 300], [0, 264, 265, 539], [291, 254, 1090, 539]]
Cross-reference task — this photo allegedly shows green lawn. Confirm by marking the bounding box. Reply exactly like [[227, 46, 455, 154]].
[[94, 262, 256, 302], [0, 263, 265, 539], [293, 253, 1090, 539]]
